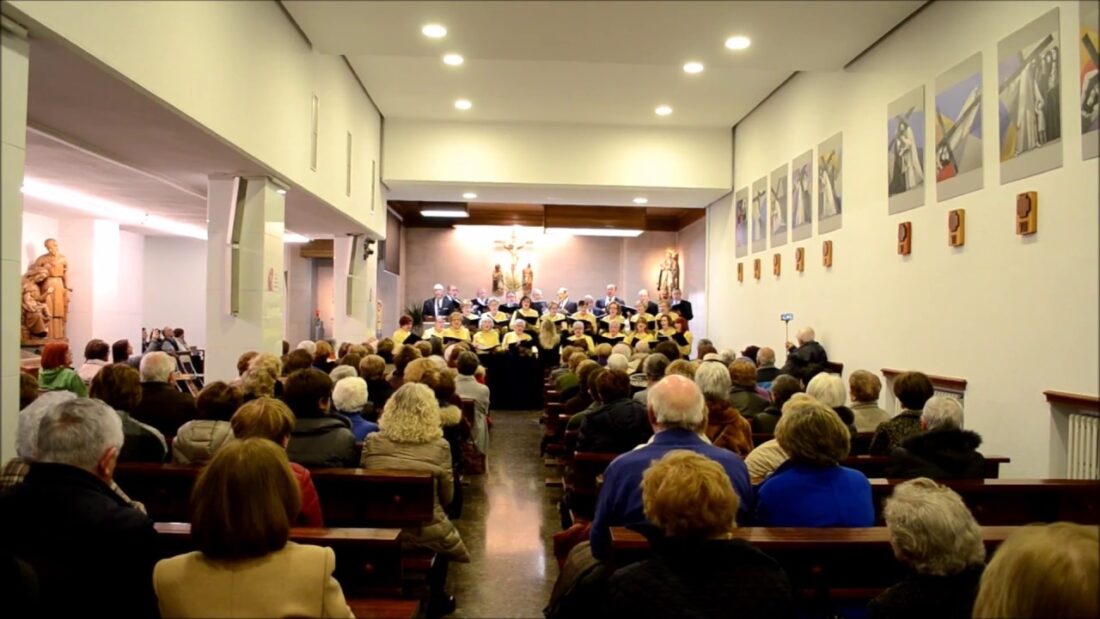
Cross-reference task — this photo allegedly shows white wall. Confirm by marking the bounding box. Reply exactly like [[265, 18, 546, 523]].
[[678, 214, 708, 348], [143, 236, 206, 350], [707, 0, 1098, 477], [20, 210, 57, 272], [384, 118, 731, 191], [284, 245, 313, 346]]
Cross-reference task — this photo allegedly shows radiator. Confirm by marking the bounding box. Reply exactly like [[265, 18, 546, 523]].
[[1068, 413, 1100, 480]]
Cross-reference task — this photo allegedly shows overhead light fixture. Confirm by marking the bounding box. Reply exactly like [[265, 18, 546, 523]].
[[21, 178, 208, 240], [454, 98, 472, 110], [683, 61, 704, 74], [462, 192, 478, 199], [275, 188, 287, 195], [725, 35, 751, 50], [545, 227, 644, 238], [284, 231, 310, 243], [421, 208, 470, 218], [422, 24, 447, 38], [633, 197, 649, 204], [443, 53, 464, 66], [655, 105, 673, 116]]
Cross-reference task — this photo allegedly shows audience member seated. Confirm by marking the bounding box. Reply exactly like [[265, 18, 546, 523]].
[[154, 438, 352, 618], [604, 451, 794, 618], [360, 354, 395, 414], [455, 351, 491, 455], [887, 396, 984, 479], [594, 342, 613, 366], [806, 373, 858, 435], [754, 395, 874, 527], [388, 344, 422, 390], [0, 398, 159, 618], [332, 376, 379, 441], [652, 340, 681, 362], [296, 340, 317, 357], [973, 522, 1098, 619], [633, 353, 670, 406], [589, 375, 752, 560], [869, 371, 934, 455], [134, 351, 196, 438], [361, 383, 470, 615], [111, 338, 137, 366], [230, 397, 323, 526], [282, 348, 314, 377], [606, 353, 629, 373], [283, 369, 357, 468], [727, 359, 769, 418], [754, 347, 781, 386], [780, 326, 828, 383], [845, 370, 890, 432], [552, 347, 580, 386], [37, 341, 87, 397], [752, 375, 803, 434], [172, 381, 242, 465], [77, 339, 110, 386], [564, 360, 602, 415], [665, 358, 696, 379], [695, 361, 753, 457], [577, 370, 653, 454], [695, 341, 718, 361], [248, 352, 284, 396], [90, 364, 168, 463], [565, 368, 607, 432], [312, 341, 337, 374], [329, 364, 357, 384], [375, 337, 396, 364], [19, 372, 38, 410], [236, 350, 259, 378], [2, 392, 73, 493], [869, 478, 986, 619]]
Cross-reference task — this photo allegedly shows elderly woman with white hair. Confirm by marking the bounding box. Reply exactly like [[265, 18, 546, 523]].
[[360, 383, 470, 614], [502, 318, 537, 356], [886, 396, 985, 478], [806, 373, 859, 435], [695, 361, 753, 457], [869, 477, 986, 618], [331, 376, 378, 441], [565, 320, 596, 355]]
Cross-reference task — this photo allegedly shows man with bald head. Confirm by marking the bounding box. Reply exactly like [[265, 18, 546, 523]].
[[588, 375, 752, 560], [781, 326, 828, 384]]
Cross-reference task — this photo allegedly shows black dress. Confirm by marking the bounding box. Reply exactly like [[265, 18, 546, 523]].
[[869, 565, 984, 619]]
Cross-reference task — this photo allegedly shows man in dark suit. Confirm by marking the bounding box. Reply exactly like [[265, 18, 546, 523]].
[[422, 283, 457, 320], [594, 284, 625, 317], [133, 351, 196, 438], [471, 288, 491, 313], [530, 288, 547, 313], [669, 288, 693, 321], [636, 289, 659, 316], [446, 284, 461, 309], [557, 287, 578, 315]]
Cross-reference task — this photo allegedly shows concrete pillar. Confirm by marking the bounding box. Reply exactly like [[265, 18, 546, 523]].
[[332, 235, 375, 345], [205, 176, 284, 382], [1, 16, 29, 461]]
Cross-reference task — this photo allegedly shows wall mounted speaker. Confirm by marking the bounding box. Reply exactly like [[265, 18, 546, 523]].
[[898, 222, 912, 255]]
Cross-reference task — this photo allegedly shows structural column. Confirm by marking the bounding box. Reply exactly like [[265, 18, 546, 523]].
[[1, 16, 29, 461], [332, 235, 376, 345], [205, 176, 285, 382]]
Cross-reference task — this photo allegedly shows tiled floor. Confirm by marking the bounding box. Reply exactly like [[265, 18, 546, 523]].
[[448, 410, 560, 618]]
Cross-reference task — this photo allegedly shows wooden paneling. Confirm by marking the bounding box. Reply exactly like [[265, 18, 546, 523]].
[[544, 205, 645, 230], [299, 238, 334, 258], [388, 201, 703, 232], [1044, 390, 1100, 414]]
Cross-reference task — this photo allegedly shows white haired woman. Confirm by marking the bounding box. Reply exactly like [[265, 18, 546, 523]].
[[869, 477, 986, 619], [806, 372, 858, 435], [360, 383, 470, 615], [886, 396, 985, 478], [695, 361, 753, 457], [331, 376, 378, 441]]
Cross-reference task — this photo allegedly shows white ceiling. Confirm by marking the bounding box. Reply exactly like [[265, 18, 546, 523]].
[[285, 0, 924, 128], [385, 180, 728, 209]]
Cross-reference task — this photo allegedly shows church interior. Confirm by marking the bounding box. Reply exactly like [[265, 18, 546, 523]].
[[2, 1, 1099, 618]]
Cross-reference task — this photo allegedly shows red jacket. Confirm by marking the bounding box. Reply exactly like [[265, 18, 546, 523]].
[[289, 462, 324, 527]]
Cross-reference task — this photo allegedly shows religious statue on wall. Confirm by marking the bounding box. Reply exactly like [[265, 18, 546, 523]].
[[522, 263, 534, 296], [657, 249, 680, 297], [24, 238, 71, 342], [21, 267, 51, 343], [491, 264, 504, 296]]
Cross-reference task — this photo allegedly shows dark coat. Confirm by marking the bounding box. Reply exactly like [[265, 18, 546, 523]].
[[605, 537, 795, 619], [780, 340, 828, 383], [577, 398, 653, 454], [134, 381, 196, 438], [670, 299, 693, 321], [753, 405, 782, 433], [887, 429, 986, 479], [117, 410, 167, 463], [869, 565, 984, 619], [422, 297, 457, 319], [728, 386, 770, 417], [704, 399, 753, 457], [756, 366, 782, 384], [287, 416, 358, 468], [0, 463, 159, 618], [869, 410, 923, 455], [365, 378, 395, 417]]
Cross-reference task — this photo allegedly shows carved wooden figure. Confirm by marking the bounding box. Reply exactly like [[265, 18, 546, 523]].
[[898, 222, 912, 255], [795, 247, 805, 272], [948, 209, 966, 247], [1016, 191, 1037, 235], [822, 241, 833, 267]]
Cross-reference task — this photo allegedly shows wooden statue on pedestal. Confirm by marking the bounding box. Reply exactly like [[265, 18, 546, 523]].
[[22, 238, 71, 345]]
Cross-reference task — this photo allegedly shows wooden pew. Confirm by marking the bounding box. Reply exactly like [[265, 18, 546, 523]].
[[609, 525, 1013, 605], [347, 598, 420, 619], [154, 522, 406, 594], [870, 479, 1100, 525], [563, 451, 618, 521], [753, 432, 873, 455], [844, 455, 1009, 479], [115, 463, 434, 528]]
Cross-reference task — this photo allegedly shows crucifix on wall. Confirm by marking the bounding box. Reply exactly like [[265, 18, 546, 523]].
[[494, 227, 533, 278]]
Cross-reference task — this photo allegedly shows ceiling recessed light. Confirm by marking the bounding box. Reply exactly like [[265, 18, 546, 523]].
[[422, 24, 447, 38], [683, 61, 704, 74], [275, 188, 287, 195], [454, 99, 472, 110], [421, 209, 470, 218], [462, 192, 477, 199], [633, 197, 649, 204], [443, 53, 464, 66], [655, 105, 673, 116], [725, 35, 751, 50]]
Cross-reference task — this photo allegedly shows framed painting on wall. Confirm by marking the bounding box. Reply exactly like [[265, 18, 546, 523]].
[[790, 150, 814, 242], [751, 176, 768, 254], [770, 164, 789, 248], [936, 53, 984, 201], [887, 85, 927, 214], [818, 132, 843, 234], [734, 187, 749, 258]]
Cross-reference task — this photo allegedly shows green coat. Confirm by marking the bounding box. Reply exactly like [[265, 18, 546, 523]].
[[38, 367, 88, 397]]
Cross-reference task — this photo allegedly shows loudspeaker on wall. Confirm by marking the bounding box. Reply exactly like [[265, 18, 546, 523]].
[[898, 222, 912, 255]]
